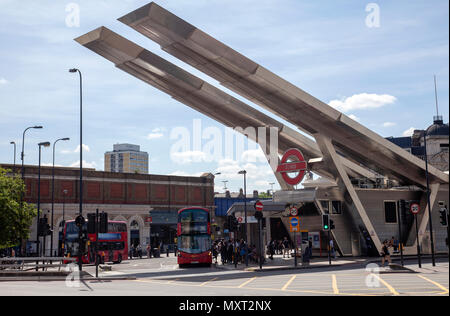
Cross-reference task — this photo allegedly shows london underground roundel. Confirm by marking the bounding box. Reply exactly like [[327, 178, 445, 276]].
[[276, 148, 307, 186]]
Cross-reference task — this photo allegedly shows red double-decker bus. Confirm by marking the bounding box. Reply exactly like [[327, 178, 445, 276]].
[[63, 220, 128, 264], [177, 207, 212, 267]]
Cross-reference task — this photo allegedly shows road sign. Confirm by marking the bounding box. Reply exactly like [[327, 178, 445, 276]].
[[290, 206, 298, 217], [237, 217, 243, 223], [410, 203, 420, 215], [254, 200, 264, 211], [276, 148, 307, 186], [254, 200, 264, 220], [290, 216, 300, 232]]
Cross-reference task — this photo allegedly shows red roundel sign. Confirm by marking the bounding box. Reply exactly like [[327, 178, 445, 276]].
[[255, 200, 264, 212], [410, 203, 420, 215], [276, 148, 307, 186]]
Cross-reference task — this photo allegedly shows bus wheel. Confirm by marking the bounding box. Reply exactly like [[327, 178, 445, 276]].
[[115, 255, 122, 264]]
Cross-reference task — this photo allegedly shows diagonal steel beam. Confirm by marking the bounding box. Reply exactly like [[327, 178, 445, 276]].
[[75, 27, 378, 186], [118, 2, 448, 188]]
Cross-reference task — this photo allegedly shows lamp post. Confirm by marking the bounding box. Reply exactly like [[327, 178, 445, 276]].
[[37, 141, 50, 257], [69, 68, 84, 271], [21, 126, 43, 181], [50, 137, 70, 257], [10, 141, 16, 172], [238, 170, 248, 267], [61, 189, 68, 256]]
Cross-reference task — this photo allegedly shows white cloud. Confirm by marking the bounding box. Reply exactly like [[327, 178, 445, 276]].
[[329, 93, 397, 112], [0, 78, 8, 85], [215, 159, 273, 180], [402, 127, 416, 137], [171, 150, 207, 164], [241, 148, 267, 163], [383, 122, 397, 127], [168, 171, 204, 177], [75, 144, 90, 153], [147, 128, 164, 140], [62, 144, 89, 154], [69, 160, 97, 169], [348, 114, 360, 121]]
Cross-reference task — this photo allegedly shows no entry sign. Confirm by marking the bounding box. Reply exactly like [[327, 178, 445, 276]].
[[254, 200, 264, 211], [276, 148, 307, 186]]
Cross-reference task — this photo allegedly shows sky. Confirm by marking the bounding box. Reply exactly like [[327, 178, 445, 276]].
[[0, 0, 448, 194]]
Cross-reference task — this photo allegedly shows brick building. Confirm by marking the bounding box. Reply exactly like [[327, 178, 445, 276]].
[[1, 164, 214, 255]]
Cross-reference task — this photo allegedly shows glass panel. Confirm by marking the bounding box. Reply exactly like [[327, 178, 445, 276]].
[[331, 201, 342, 214], [384, 202, 397, 223], [179, 209, 209, 223], [178, 235, 211, 254]]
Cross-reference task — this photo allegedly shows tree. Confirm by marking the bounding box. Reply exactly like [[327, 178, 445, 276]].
[[0, 168, 37, 249]]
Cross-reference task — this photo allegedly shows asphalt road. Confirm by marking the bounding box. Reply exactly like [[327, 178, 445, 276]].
[[0, 256, 448, 296]]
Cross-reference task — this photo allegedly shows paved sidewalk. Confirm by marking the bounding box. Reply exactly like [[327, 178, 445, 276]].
[[215, 254, 367, 271]]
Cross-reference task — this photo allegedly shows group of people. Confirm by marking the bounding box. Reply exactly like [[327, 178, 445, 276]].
[[266, 237, 292, 259], [212, 239, 261, 265]]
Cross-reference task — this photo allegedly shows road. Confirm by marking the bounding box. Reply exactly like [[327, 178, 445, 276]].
[[0, 256, 448, 296]]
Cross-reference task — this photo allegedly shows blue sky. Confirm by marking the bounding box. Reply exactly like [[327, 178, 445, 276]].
[[0, 0, 448, 193]]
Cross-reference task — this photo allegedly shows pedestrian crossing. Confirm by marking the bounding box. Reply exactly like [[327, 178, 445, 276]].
[[131, 268, 449, 296]]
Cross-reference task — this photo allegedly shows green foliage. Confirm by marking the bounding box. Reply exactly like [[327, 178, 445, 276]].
[[0, 168, 37, 249], [258, 192, 272, 199]]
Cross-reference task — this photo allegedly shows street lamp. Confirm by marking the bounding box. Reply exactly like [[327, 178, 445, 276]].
[[10, 141, 16, 172], [69, 68, 84, 271], [37, 141, 50, 257], [21, 126, 43, 180], [50, 137, 70, 257], [238, 170, 248, 267]]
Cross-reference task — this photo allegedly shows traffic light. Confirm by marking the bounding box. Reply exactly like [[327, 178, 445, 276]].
[[322, 214, 330, 231], [75, 215, 85, 228], [99, 212, 108, 233], [254, 210, 263, 220], [87, 213, 96, 234], [38, 217, 52, 236], [439, 208, 448, 227], [330, 219, 335, 230]]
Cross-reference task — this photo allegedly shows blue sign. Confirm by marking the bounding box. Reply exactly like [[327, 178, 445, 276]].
[[224, 229, 229, 233], [290, 217, 299, 226]]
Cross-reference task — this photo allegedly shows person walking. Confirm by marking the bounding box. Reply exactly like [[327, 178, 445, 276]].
[[330, 239, 336, 259], [381, 240, 392, 267], [130, 244, 135, 260], [137, 244, 142, 259], [268, 240, 275, 260], [282, 237, 290, 258], [146, 244, 151, 259]]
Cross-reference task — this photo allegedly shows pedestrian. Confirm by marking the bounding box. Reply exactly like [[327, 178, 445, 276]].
[[130, 244, 135, 260], [308, 238, 313, 259], [220, 241, 227, 264], [282, 237, 290, 258], [267, 240, 274, 260], [381, 240, 392, 267], [330, 239, 336, 259], [227, 240, 233, 264], [212, 242, 218, 264], [137, 244, 142, 259], [391, 237, 399, 254], [146, 244, 151, 258]]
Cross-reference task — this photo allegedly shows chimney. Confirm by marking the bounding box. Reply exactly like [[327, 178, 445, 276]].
[[225, 190, 231, 198], [253, 190, 259, 198]]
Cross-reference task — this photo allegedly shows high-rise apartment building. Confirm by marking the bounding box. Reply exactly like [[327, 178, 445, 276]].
[[104, 143, 149, 174]]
